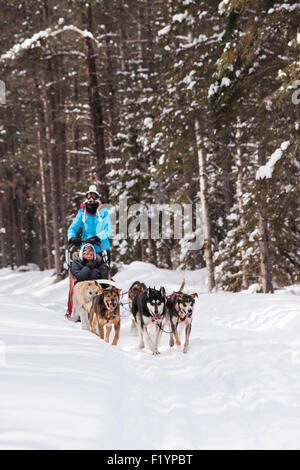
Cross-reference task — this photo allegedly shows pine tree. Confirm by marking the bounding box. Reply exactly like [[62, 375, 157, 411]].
[[214, 0, 300, 291]]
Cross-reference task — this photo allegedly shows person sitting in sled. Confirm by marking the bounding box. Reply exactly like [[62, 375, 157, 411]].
[[70, 243, 103, 282], [67, 184, 112, 266]]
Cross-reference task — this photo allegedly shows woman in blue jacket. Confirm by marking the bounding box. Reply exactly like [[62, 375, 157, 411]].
[[67, 185, 112, 261]]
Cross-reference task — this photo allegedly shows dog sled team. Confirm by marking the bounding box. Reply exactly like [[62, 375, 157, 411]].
[[70, 278, 198, 354], [66, 185, 198, 354]]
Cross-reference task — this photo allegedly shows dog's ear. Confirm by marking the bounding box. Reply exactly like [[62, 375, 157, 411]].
[[113, 287, 122, 296], [160, 286, 166, 297], [174, 291, 184, 297], [190, 293, 198, 298]]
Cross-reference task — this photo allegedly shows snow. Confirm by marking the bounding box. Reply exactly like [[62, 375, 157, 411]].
[[208, 82, 219, 98], [1, 263, 300, 450], [157, 25, 171, 37], [256, 141, 290, 180], [218, 0, 230, 15], [1, 25, 99, 62], [221, 77, 231, 87], [172, 14, 187, 23], [143, 117, 153, 129]]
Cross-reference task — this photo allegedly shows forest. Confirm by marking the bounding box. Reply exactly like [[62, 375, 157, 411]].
[[0, 0, 299, 292]]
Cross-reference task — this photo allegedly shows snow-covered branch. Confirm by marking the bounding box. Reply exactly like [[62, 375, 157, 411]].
[[0, 24, 102, 62], [256, 141, 290, 180]]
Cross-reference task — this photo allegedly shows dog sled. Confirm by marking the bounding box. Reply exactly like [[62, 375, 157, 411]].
[[65, 239, 112, 318]]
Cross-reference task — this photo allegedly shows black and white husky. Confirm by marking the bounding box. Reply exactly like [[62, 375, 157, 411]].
[[132, 287, 166, 354]]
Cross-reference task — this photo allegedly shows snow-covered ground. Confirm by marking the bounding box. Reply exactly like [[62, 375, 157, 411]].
[[0, 262, 300, 450]]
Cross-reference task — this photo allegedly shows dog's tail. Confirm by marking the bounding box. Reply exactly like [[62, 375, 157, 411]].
[[179, 279, 185, 292]]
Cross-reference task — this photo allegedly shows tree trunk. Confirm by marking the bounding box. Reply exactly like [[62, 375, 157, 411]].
[[55, 55, 67, 224], [194, 117, 215, 292], [37, 128, 52, 269], [257, 208, 274, 293], [41, 73, 63, 281], [84, 1, 108, 201], [257, 144, 274, 293], [0, 191, 7, 268], [104, 35, 115, 152], [235, 123, 249, 290], [221, 153, 234, 215]]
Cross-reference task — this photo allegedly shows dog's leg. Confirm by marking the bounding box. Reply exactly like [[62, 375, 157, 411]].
[[71, 304, 79, 322], [97, 318, 105, 340], [153, 323, 164, 354], [83, 301, 94, 331], [90, 312, 97, 335], [174, 321, 182, 348], [136, 312, 145, 349], [80, 307, 91, 331], [112, 318, 120, 346], [129, 299, 137, 335], [105, 324, 112, 343], [144, 323, 158, 354], [168, 317, 177, 348], [183, 321, 192, 354]]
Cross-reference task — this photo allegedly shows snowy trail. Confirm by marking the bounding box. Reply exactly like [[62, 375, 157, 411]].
[[0, 263, 300, 450]]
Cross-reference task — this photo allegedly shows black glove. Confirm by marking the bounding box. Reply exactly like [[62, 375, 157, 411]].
[[86, 235, 100, 244], [86, 260, 97, 269], [68, 237, 81, 247]]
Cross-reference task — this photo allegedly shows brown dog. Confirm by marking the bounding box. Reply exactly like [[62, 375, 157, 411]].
[[166, 291, 198, 353], [128, 281, 147, 334], [84, 288, 121, 346]]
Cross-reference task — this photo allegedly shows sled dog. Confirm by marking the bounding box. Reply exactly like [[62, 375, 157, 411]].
[[71, 280, 102, 330], [84, 287, 121, 346], [166, 290, 198, 353], [132, 286, 167, 354], [128, 281, 147, 335]]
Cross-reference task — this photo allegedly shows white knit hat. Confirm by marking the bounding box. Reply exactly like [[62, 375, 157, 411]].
[[85, 184, 100, 198], [79, 243, 96, 261]]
